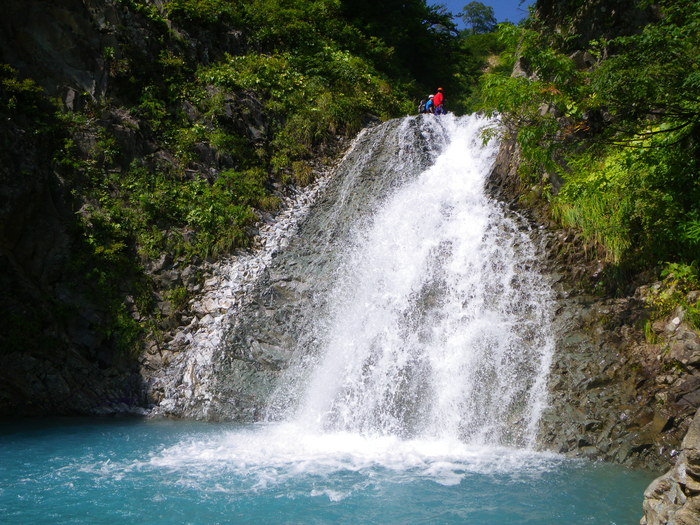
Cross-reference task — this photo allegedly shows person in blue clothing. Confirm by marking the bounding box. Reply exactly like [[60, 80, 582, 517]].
[[424, 94, 434, 114], [418, 97, 428, 113]]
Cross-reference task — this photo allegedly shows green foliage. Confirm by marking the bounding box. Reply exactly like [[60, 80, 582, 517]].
[[338, 0, 460, 97], [645, 284, 684, 321], [0, 64, 44, 112], [86, 164, 262, 260], [552, 129, 700, 264], [461, 1, 497, 35], [137, 86, 169, 131], [477, 24, 587, 160], [5, 0, 472, 359], [660, 262, 700, 291], [67, 199, 156, 361], [200, 54, 305, 106], [165, 286, 190, 311], [688, 302, 700, 331], [0, 64, 60, 137], [643, 319, 657, 344], [51, 101, 269, 355], [475, 3, 700, 273], [164, 0, 242, 26], [199, 46, 403, 165], [290, 160, 314, 186], [644, 263, 700, 331], [589, 0, 700, 134], [553, 170, 633, 263], [455, 30, 509, 113], [116, 0, 167, 25]]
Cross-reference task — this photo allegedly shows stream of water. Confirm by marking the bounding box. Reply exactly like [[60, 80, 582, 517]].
[[0, 115, 654, 523]]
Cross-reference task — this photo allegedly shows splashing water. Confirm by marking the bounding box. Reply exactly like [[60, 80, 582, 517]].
[[142, 113, 558, 483], [269, 114, 554, 449]]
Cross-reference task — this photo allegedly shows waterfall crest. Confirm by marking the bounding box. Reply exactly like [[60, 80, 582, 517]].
[[264, 114, 555, 448]]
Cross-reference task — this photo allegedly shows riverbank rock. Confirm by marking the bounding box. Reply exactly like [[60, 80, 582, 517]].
[[641, 407, 700, 525], [537, 285, 700, 471]]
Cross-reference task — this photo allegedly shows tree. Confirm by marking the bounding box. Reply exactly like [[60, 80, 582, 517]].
[[339, 0, 460, 95], [460, 1, 496, 35]]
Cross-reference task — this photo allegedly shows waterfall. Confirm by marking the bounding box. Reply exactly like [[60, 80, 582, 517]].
[[4, 115, 650, 525], [135, 113, 560, 496], [264, 114, 555, 448], [148, 112, 555, 449]]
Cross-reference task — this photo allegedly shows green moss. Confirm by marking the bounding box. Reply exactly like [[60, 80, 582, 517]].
[[165, 286, 190, 312], [643, 319, 657, 344]]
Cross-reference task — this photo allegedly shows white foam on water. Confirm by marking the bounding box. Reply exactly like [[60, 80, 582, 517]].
[[110, 422, 564, 490]]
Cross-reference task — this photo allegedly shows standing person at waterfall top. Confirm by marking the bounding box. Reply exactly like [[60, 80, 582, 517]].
[[433, 87, 445, 115]]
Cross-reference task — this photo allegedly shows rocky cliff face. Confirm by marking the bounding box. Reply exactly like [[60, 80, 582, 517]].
[[489, 128, 700, 522], [4, 6, 699, 513], [489, 131, 700, 472], [0, 0, 267, 415], [534, 0, 655, 51], [0, 2, 146, 413], [642, 408, 700, 525], [145, 117, 443, 420], [0, 113, 139, 415], [495, 2, 700, 520]]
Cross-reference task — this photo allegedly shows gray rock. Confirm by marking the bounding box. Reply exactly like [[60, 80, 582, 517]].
[[642, 408, 700, 525], [146, 117, 444, 420], [490, 120, 700, 473]]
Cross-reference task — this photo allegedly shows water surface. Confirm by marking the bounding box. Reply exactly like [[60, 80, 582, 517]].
[[1, 418, 653, 524]]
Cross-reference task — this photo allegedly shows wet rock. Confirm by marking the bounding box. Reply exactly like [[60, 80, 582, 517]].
[[146, 118, 440, 420], [490, 121, 700, 473], [642, 408, 700, 525]]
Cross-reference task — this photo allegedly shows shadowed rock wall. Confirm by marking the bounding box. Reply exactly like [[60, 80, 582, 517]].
[[0, 0, 260, 415]]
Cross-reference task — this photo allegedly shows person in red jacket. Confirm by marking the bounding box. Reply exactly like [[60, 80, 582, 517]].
[[433, 87, 445, 115]]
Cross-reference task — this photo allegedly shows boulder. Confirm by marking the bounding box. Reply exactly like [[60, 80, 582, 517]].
[[642, 407, 700, 525]]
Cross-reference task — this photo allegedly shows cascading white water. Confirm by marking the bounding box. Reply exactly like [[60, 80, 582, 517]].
[[267, 114, 555, 448]]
